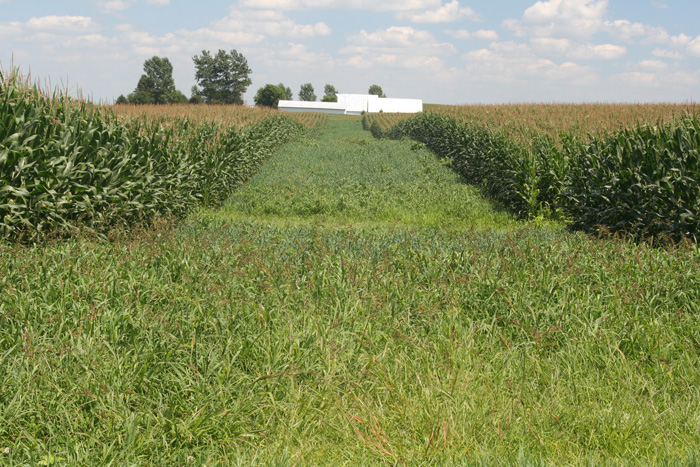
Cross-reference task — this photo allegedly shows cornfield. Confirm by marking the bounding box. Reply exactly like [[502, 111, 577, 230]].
[[377, 104, 700, 243], [0, 70, 306, 242]]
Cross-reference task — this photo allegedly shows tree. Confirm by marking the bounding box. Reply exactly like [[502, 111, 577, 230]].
[[189, 86, 204, 104], [368, 84, 386, 98], [125, 56, 186, 104], [322, 84, 338, 102], [254, 84, 287, 108], [298, 83, 316, 102], [115, 94, 128, 105], [167, 90, 189, 104], [192, 49, 252, 105], [277, 83, 293, 100]]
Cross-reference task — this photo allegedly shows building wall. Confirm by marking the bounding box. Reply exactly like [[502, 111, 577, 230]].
[[277, 95, 423, 114]]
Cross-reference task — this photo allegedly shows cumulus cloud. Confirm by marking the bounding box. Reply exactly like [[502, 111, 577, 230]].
[[504, 0, 608, 39], [531, 37, 625, 60], [238, 0, 441, 12], [462, 40, 598, 86], [603, 19, 670, 43], [637, 59, 667, 70], [396, 1, 480, 23], [340, 26, 454, 71], [24, 16, 99, 33], [446, 29, 498, 41], [93, 0, 169, 12], [214, 9, 331, 39], [343, 26, 456, 55], [0, 16, 103, 46], [652, 48, 684, 59]]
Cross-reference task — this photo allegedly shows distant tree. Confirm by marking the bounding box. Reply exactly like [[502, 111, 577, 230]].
[[126, 56, 187, 104], [368, 84, 386, 98], [254, 84, 287, 108], [277, 83, 293, 100], [189, 85, 204, 104], [115, 94, 128, 105], [192, 49, 252, 105], [167, 90, 189, 104], [298, 83, 316, 101], [322, 84, 338, 102]]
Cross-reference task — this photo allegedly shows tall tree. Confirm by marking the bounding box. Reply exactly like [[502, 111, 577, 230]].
[[322, 84, 338, 102], [192, 49, 252, 105], [254, 84, 286, 108], [298, 83, 316, 102], [368, 84, 386, 98], [277, 83, 293, 100], [127, 56, 187, 104]]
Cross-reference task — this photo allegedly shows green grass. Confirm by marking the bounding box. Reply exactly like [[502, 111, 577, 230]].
[[210, 117, 520, 231], [1, 116, 700, 465]]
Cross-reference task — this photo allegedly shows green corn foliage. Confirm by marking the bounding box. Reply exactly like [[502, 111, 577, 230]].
[[566, 118, 700, 242], [385, 112, 569, 219], [0, 70, 305, 241], [380, 111, 699, 243]]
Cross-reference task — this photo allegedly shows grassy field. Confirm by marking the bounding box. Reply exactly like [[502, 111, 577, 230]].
[[2, 116, 700, 465]]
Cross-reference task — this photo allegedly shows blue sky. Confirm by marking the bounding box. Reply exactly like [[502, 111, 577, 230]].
[[1, 0, 699, 104]]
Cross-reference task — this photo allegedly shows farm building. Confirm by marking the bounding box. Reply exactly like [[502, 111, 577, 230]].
[[278, 94, 422, 115]]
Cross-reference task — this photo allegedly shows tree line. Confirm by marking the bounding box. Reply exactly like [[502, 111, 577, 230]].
[[116, 49, 385, 108]]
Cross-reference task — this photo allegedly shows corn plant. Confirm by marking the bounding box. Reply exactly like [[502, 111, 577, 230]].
[[1, 70, 305, 242]]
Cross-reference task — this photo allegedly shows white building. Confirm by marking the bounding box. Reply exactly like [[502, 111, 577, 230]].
[[278, 94, 422, 115]]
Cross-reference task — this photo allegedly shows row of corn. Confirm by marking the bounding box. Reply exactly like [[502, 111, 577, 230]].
[[367, 112, 699, 243], [1, 71, 305, 242]]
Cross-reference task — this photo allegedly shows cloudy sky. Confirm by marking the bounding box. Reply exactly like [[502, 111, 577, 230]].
[[1, 0, 699, 104]]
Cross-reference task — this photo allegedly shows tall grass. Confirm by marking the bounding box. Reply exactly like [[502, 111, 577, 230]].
[[373, 107, 700, 243], [2, 116, 699, 464], [0, 70, 306, 241]]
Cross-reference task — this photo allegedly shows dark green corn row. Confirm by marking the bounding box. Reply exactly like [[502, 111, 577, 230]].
[[566, 119, 700, 242], [379, 112, 699, 243], [380, 113, 573, 219], [0, 72, 305, 241]]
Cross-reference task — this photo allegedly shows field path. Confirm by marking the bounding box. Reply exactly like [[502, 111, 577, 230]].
[[209, 116, 518, 231]]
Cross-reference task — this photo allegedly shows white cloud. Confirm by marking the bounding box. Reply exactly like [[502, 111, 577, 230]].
[[652, 48, 684, 60], [473, 30, 499, 41], [200, 8, 331, 42], [617, 71, 659, 87], [531, 37, 625, 60], [638, 59, 667, 70], [238, 0, 441, 12], [93, 0, 169, 12], [569, 43, 626, 60], [446, 29, 498, 41], [340, 26, 453, 71], [462, 40, 598, 86], [504, 0, 608, 39], [343, 26, 456, 55], [531, 37, 571, 54], [396, 1, 480, 23], [25, 16, 99, 33], [687, 37, 700, 57], [603, 19, 670, 43]]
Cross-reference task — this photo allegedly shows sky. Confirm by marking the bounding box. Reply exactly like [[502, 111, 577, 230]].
[[1, 0, 699, 104]]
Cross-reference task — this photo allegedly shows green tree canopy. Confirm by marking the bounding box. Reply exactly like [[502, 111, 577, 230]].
[[298, 83, 316, 102], [277, 83, 293, 101], [126, 56, 188, 104], [254, 84, 287, 108], [322, 84, 338, 102], [192, 49, 252, 105], [368, 84, 386, 98]]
